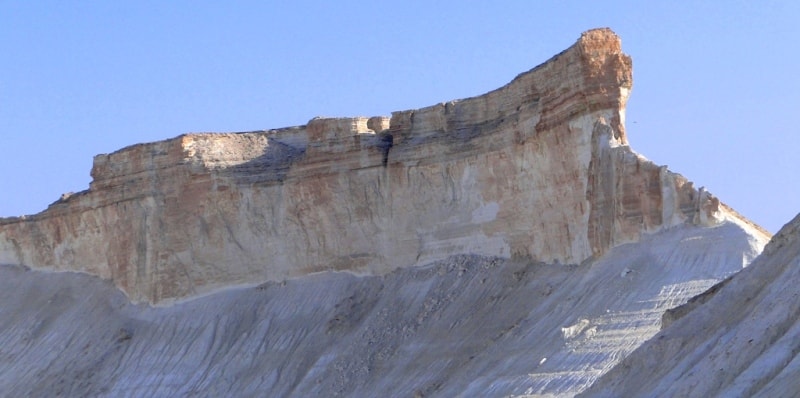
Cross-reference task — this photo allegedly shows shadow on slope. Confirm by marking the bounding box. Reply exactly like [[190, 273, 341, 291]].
[[0, 223, 760, 397], [581, 213, 800, 398]]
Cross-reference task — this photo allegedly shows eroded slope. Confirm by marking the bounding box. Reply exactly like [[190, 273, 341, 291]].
[[0, 222, 762, 397], [581, 213, 800, 397]]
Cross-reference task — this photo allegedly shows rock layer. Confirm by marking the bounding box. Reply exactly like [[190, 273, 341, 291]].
[[0, 29, 769, 304]]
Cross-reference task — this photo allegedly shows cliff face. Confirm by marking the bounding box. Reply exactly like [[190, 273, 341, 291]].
[[0, 29, 768, 304], [0, 28, 779, 397]]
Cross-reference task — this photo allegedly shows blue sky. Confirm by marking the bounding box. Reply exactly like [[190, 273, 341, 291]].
[[1, 1, 797, 233]]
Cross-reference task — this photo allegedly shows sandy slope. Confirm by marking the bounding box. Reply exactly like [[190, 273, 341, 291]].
[[0, 222, 763, 397], [581, 213, 800, 397]]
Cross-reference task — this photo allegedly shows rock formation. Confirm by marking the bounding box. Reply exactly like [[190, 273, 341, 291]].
[[0, 29, 768, 304], [0, 28, 777, 397], [0, 226, 767, 397], [581, 213, 800, 397]]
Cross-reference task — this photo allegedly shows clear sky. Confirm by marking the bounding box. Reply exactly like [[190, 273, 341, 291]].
[[1, 1, 797, 233]]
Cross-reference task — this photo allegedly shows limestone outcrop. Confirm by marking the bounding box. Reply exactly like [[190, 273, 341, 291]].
[[0, 29, 769, 304], [0, 28, 781, 397]]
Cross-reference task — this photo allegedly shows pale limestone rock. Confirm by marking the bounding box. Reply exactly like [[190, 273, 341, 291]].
[[0, 29, 770, 304]]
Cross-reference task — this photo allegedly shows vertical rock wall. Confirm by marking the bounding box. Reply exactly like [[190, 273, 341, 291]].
[[0, 29, 769, 303]]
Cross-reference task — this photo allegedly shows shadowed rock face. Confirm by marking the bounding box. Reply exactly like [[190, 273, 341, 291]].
[[0, 28, 768, 306]]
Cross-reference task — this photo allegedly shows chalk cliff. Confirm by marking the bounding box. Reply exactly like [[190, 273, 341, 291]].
[[0, 29, 767, 304], [0, 28, 778, 397]]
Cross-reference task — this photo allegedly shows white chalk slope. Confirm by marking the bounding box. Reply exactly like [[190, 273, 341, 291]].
[[582, 213, 800, 397], [0, 221, 764, 397]]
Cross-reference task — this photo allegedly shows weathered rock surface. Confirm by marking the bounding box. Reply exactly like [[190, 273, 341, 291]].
[[0, 223, 765, 397], [0, 29, 769, 304], [581, 213, 800, 398], [0, 27, 779, 397]]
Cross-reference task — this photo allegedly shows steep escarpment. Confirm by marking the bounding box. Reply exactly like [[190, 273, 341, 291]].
[[0, 28, 777, 397], [0, 29, 767, 304], [581, 213, 800, 398]]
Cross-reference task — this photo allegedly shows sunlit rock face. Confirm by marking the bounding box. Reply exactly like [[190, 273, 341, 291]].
[[0, 28, 779, 397], [0, 29, 768, 304]]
